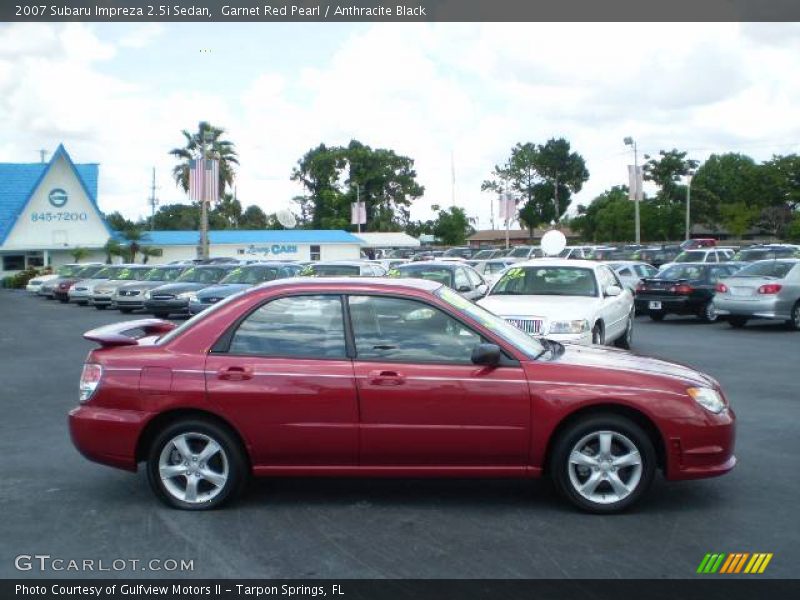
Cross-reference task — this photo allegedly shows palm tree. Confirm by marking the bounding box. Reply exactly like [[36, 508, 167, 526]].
[[139, 246, 162, 265], [169, 121, 239, 200], [119, 227, 150, 263], [70, 247, 90, 262], [103, 239, 124, 264]]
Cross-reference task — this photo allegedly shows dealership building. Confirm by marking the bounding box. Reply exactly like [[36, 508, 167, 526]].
[[0, 145, 366, 277]]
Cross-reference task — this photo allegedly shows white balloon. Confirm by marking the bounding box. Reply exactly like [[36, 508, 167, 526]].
[[276, 209, 296, 229], [541, 229, 567, 257]]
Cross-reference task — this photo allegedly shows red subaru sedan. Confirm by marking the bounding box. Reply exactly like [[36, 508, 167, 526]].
[[69, 278, 735, 513]]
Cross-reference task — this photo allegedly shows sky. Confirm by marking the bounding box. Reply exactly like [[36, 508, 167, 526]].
[[2, 21, 800, 230]]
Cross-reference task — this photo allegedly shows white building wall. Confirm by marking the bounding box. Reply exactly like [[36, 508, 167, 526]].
[[3, 155, 109, 251], [149, 243, 361, 263]]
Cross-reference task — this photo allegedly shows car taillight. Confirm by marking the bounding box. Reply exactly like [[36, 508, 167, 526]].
[[758, 284, 782, 294], [715, 283, 729, 293], [79, 363, 103, 403], [672, 284, 693, 294], [635, 282, 646, 292]]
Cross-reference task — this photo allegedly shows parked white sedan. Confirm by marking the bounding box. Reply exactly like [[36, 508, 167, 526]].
[[477, 259, 635, 348]]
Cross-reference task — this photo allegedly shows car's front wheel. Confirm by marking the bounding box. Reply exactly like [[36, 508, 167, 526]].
[[699, 301, 718, 323], [146, 419, 247, 510], [787, 302, 800, 331], [614, 312, 634, 349], [550, 415, 656, 513], [728, 316, 748, 329]]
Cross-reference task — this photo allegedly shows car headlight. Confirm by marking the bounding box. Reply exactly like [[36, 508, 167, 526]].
[[177, 291, 197, 301], [548, 319, 590, 334], [687, 387, 725, 414], [143, 290, 152, 299]]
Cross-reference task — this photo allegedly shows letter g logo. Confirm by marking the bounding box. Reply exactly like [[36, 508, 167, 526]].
[[15, 555, 32, 570]]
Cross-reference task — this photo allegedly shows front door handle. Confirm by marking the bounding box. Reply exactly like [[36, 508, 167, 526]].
[[218, 366, 253, 381], [368, 369, 405, 386]]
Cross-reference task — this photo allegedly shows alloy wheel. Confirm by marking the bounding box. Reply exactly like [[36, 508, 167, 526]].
[[158, 432, 229, 504], [567, 431, 643, 505]]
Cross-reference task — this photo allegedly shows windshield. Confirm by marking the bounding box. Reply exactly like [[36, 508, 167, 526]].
[[471, 250, 495, 260], [393, 265, 454, 287], [115, 267, 149, 281], [485, 261, 510, 274], [221, 266, 281, 284], [733, 261, 796, 279], [436, 287, 544, 359], [491, 266, 598, 297], [145, 267, 184, 282], [674, 251, 706, 262], [305, 264, 360, 277], [659, 265, 705, 280], [75, 265, 103, 278], [176, 267, 229, 283], [92, 267, 123, 280], [56, 265, 81, 276], [442, 247, 467, 257], [509, 247, 532, 258]]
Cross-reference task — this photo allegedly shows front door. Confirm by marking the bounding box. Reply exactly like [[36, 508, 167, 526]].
[[347, 294, 530, 467], [205, 294, 358, 467]]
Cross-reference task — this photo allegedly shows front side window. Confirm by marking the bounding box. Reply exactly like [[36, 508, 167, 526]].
[[454, 268, 471, 290], [228, 295, 346, 358], [348, 295, 481, 364], [491, 266, 598, 297]]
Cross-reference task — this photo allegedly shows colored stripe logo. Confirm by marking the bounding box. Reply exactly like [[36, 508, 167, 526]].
[[697, 553, 773, 574]]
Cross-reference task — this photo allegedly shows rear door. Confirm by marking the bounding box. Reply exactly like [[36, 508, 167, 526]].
[[348, 294, 530, 467], [205, 294, 358, 467]]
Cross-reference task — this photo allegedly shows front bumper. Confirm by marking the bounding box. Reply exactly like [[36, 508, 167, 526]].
[[69, 288, 92, 302], [665, 407, 737, 480], [543, 330, 594, 346], [91, 294, 114, 306], [144, 298, 190, 315], [714, 296, 790, 320], [68, 405, 150, 472], [114, 297, 145, 310], [26, 283, 41, 293]]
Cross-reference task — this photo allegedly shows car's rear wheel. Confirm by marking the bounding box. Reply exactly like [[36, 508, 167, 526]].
[[550, 414, 656, 513], [787, 302, 800, 331], [95, 304, 106, 310], [119, 308, 133, 314], [146, 419, 247, 510], [649, 311, 665, 321], [728, 316, 748, 329], [58, 297, 68, 304], [614, 312, 634, 349], [699, 301, 718, 323]]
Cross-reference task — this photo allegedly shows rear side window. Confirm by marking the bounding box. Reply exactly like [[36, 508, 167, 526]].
[[228, 295, 346, 359]]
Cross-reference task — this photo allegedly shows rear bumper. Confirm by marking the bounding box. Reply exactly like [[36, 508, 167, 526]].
[[635, 295, 702, 314], [714, 297, 790, 320], [665, 407, 737, 480], [68, 406, 149, 472]]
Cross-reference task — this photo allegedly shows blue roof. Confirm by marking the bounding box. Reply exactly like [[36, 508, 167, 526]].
[[140, 229, 363, 246], [0, 144, 106, 244]]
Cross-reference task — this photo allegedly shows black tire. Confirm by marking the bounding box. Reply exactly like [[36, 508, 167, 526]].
[[614, 313, 634, 349], [77, 301, 87, 306], [119, 308, 134, 314], [787, 302, 800, 331], [58, 297, 69, 304], [699, 301, 718, 323], [649, 311, 665, 321], [549, 414, 657, 514], [728, 316, 748, 329], [591, 323, 605, 345], [95, 305, 107, 310], [146, 419, 248, 510]]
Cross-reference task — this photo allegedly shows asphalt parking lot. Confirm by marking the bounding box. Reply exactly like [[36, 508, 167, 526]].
[[1, 289, 798, 579]]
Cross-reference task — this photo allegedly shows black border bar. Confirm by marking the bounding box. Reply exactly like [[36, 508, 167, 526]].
[[5, 0, 800, 22]]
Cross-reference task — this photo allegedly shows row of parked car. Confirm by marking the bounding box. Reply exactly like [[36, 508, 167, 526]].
[[25, 251, 800, 350]]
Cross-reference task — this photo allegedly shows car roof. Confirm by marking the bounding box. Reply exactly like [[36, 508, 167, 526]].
[[514, 258, 600, 268], [397, 261, 462, 269], [257, 277, 442, 292]]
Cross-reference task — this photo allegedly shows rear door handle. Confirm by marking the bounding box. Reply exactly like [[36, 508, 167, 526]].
[[218, 366, 253, 381], [368, 369, 405, 386]]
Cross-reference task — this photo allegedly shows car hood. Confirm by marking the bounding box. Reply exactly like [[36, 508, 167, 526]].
[[197, 283, 251, 299], [149, 282, 215, 294], [550, 343, 718, 388], [479, 295, 600, 319]]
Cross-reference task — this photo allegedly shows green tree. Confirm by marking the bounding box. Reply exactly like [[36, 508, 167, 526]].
[[240, 205, 268, 230], [720, 202, 761, 239], [103, 239, 125, 264], [290, 143, 347, 229], [432, 206, 474, 246], [169, 121, 239, 199], [690, 153, 766, 227], [786, 213, 800, 242], [70, 247, 90, 262], [209, 193, 243, 229], [148, 203, 199, 230], [571, 187, 632, 242], [104, 211, 135, 232], [643, 149, 699, 202], [118, 226, 150, 263]]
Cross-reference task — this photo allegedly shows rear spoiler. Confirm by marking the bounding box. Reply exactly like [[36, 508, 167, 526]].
[[83, 319, 177, 348]]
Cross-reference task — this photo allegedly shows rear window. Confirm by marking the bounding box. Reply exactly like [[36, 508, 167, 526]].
[[659, 265, 706, 280], [675, 251, 707, 262], [305, 264, 361, 277], [733, 261, 797, 279], [392, 266, 454, 287]]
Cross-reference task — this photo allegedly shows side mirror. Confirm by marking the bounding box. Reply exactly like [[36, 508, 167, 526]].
[[477, 284, 488, 296], [457, 284, 472, 293], [605, 285, 622, 297], [471, 343, 501, 367]]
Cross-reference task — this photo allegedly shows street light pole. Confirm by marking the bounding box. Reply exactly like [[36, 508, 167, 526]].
[[624, 137, 640, 244], [198, 124, 213, 260], [685, 173, 693, 241]]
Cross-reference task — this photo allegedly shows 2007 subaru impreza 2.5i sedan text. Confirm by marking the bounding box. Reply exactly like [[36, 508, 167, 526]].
[[69, 278, 736, 513]]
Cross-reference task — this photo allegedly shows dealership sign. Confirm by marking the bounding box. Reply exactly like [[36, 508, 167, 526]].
[[245, 244, 299, 256]]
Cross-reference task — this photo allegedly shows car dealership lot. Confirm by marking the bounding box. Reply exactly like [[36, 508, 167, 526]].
[[1, 290, 797, 578]]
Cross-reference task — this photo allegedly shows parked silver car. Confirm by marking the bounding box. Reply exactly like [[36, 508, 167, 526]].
[[113, 265, 189, 313], [713, 259, 800, 329]]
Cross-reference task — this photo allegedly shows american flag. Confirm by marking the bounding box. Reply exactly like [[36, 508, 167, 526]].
[[189, 158, 220, 203]]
